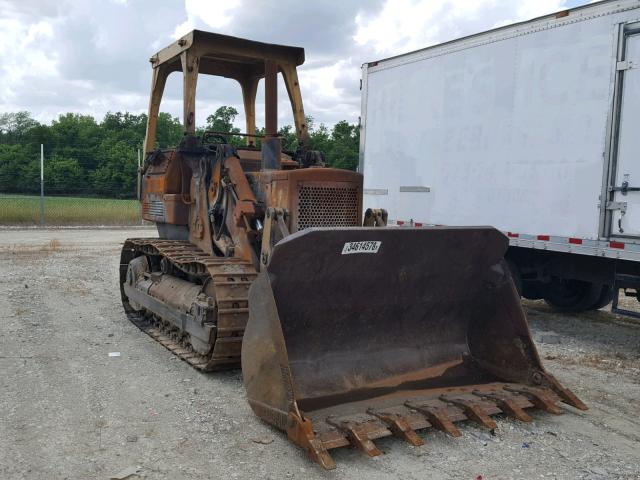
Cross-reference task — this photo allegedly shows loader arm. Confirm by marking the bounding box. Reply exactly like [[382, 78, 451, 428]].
[[208, 153, 258, 263]]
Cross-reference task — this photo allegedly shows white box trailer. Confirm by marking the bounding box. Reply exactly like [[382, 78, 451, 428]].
[[360, 0, 640, 313]]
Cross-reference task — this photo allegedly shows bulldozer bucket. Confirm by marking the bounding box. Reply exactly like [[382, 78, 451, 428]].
[[241, 226, 586, 469]]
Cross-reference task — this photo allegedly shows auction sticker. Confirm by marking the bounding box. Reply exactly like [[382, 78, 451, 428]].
[[341, 241, 382, 254]]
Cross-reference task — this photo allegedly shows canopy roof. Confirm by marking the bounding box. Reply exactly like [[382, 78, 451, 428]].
[[150, 30, 305, 80]]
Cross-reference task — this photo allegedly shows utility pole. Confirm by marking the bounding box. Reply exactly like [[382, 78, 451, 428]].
[[40, 144, 44, 226]]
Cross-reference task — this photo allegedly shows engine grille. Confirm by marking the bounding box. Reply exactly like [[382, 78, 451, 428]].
[[297, 184, 359, 230]]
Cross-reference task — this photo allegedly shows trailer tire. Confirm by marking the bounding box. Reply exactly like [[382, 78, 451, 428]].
[[542, 278, 602, 313], [522, 282, 544, 300], [506, 259, 522, 296], [588, 285, 614, 310]]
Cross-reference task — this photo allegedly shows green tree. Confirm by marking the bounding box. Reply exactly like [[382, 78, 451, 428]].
[[278, 124, 298, 152], [44, 156, 86, 194], [0, 111, 39, 144], [155, 112, 183, 148], [327, 120, 359, 170], [92, 139, 137, 197], [0, 107, 362, 199], [0, 144, 39, 193], [205, 106, 243, 146], [49, 113, 102, 171], [309, 121, 331, 156], [206, 106, 240, 133], [101, 112, 146, 148]]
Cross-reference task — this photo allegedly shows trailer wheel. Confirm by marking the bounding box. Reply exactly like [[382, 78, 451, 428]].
[[522, 282, 544, 300], [542, 278, 602, 313], [588, 285, 614, 310], [505, 259, 522, 296]]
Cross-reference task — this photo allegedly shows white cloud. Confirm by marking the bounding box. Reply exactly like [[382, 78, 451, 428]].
[[0, 17, 58, 105], [354, 0, 569, 57], [0, 0, 582, 129], [173, 0, 242, 38], [517, 0, 568, 18]]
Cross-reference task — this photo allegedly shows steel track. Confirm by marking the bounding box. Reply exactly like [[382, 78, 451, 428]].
[[120, 238, 257, 371]]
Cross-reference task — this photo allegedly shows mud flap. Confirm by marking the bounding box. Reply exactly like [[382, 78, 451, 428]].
[[241, 227, 586, 469]]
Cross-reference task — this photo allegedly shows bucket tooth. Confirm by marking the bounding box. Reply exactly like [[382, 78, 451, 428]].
[[541, 373, 588, 411], [405, 401, 462, 437], [472, 390, 533, 422], [366, 409, 425, 446], [439, 395, 497, 430], [552, 384, 588, 411], [326, 418, 383, 457], [504, 385, 563, 415], [287, 413, 336, 470]]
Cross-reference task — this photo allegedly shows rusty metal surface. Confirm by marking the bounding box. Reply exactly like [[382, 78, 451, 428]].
[[242, 226, 587, 469], [252, 168, 363, 232], [302, 382, 560, 452], [120, 238, 256, 371], [235, 148, 298, 173], [143, 30, 310, 153], [141, 150, 190, 225], [264, 59, 278, 137]]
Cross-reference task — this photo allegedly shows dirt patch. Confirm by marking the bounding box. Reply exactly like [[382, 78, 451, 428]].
[[550, 353, 640, 375], [0, 229, 639, 480]]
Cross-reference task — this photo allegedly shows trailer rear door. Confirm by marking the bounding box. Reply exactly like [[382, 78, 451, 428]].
[[610, 27, 640, 238]]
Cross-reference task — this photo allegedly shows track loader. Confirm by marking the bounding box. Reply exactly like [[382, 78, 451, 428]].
[[120, 30, 587, 469]]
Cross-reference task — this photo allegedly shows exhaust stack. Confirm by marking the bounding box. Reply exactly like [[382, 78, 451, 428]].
[[262, 59, 281, 170]]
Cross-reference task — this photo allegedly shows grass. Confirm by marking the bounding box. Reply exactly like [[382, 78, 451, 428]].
[[0, 194, 141, 226]]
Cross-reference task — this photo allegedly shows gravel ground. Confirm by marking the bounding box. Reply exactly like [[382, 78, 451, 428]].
[[0, 228, 638, 480]]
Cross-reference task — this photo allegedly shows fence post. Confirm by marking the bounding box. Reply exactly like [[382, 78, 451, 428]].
[[138, 147, 143, 225], [137, 148, 141, 201], [40, 144, 44, 226]]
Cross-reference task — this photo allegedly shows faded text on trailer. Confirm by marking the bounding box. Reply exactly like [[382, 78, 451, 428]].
[[360, 0, 640, 314]]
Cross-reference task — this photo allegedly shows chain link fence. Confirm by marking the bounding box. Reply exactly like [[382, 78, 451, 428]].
[[0, 144, 143, 226], [0, 194, 141, 226]]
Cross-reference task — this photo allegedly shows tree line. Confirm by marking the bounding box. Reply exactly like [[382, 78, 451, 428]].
[[0, 108, 359, 198]]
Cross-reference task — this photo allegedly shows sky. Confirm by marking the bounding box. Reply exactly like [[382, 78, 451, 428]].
[[0, 0, 591, 130]]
